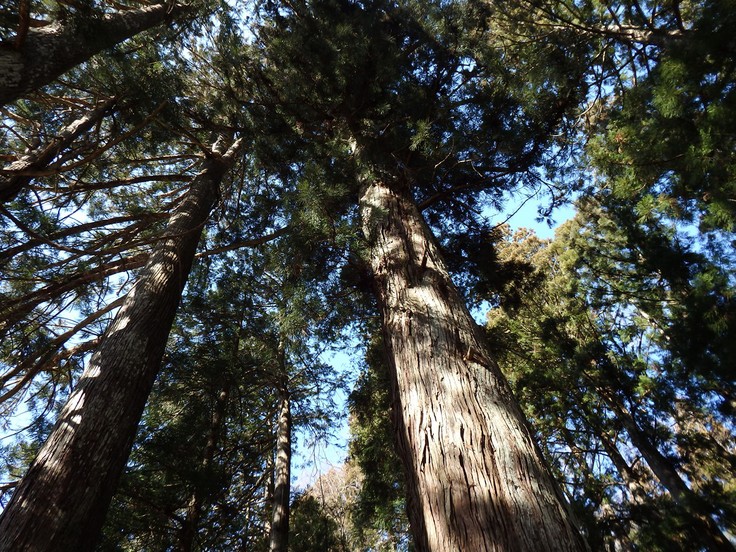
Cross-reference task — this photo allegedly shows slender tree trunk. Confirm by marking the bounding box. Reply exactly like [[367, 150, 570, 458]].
[[269, 374, 292, 552], [263, 426, 276, 540], [0, 97, 116, 201], [0, 138, 243, 552], [609, 398, 735, 552], [359, 180, 588, 552], [596, 433, 643, 552], [0, 3, 189, 105], [597, 432, 644, 502], [177, 386, 231, 552]]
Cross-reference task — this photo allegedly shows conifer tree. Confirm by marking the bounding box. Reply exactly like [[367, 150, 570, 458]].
[[487, 200, 736, 550], [99, 255, 283, 551], [252, 0, 590, 548], [97, 202, 346, 549], [0, 0, 731, 549], [0, 136, 244, 551]]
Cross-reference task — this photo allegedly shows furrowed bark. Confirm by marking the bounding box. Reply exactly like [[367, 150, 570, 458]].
[[0, 138, 243, 552], [0, 3, 188, 105], [269, 363, 292, 552], [0, 97, 116, 202], [360, 180, 588, 552], [263, 430, 275, 540]]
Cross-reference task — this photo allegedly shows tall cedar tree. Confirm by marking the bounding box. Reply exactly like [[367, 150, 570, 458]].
[[487, 203, 735, 550], [269, 374, 292, 552], [253, 0, 590, 549], [0, 137, 243, 551], [4, 0, 731, 549], [97, 221, 344, 549]]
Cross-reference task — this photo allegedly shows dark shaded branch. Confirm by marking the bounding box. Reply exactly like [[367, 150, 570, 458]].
[[0, 97, 116, 202], [0, 212, 167, 263], [0, 3, 191, 105], [0, 253, 148, 340], [195, 227, 289, 258]]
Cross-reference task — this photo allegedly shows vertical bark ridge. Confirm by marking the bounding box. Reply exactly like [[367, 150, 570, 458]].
[[269, 381, 292, 552], [360, 180, 588, 552], [0, 138, 243, 552]]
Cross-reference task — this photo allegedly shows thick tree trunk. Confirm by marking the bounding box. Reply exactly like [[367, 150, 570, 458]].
[[0, 3, 188, 105], [0, 97, 116, 202], [0, 138, 243, 552], [269, 381, 292, 552], [360, 180, 588, 552], [610, 399, 735, 552], [177, 386, 230, 552]]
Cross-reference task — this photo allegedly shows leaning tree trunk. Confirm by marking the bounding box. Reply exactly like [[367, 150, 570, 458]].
[[608, 396, 735, 552], [269, 370, 292, 552], [0, 97, 116, 202], [360, 179, 588, 552], [0, 138, 243, 552], [0, 2, 189, 105]]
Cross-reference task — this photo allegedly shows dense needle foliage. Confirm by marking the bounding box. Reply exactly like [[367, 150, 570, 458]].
[[0, 0, 733, 549]]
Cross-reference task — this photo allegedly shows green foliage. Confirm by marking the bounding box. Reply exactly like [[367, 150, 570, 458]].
[[2, 0, 735, 549], [586, 0, 736, 232], [99, 258, 277, 550], [348, 333, 413, 551], [486, 198, 736, 549], [289, 494, 343, 552], [98, 193, 349, 548]]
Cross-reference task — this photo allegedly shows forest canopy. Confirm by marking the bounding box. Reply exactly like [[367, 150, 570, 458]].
[[0, 0, 734, 550]]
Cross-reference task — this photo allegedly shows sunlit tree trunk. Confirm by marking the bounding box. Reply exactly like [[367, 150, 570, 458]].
[[0, 138, 243, 552], [360, 179, 588, 552], [0, 2, 188, 105], [268, 375, 292, 552]]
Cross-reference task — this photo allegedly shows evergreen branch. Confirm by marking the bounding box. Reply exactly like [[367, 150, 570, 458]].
[[0, 97, 116, 202], [195, 227, 289, 258], [0, 253, 148, 337], [0, 330, 107, 405], [0, 212, 166, 263], [32, 100, 167, 177]]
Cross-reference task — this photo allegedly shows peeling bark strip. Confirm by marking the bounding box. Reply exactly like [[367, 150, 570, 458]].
[[0, 97, 116, 202], [0, 138, 244, 552], [360, 180, 588, 552], [0, 3, 187, 106]]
